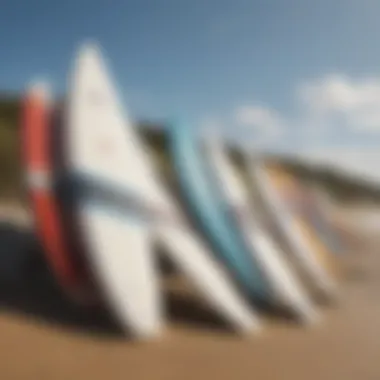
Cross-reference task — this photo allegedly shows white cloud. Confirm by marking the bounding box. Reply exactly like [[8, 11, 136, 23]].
[[235, 105, 283, 135], [200, 117, 222, 131], [228, 74, 380, 182], [216, 72, 380, 154], [298, 74, 359, 113], [297, 74, 380, 132]]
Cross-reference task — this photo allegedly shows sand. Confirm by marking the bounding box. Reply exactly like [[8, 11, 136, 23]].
[[0, 205, 379, 380]]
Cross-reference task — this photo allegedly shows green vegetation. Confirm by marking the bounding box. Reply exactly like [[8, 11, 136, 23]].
[[0, 96, 23, 198], [1, 95, 380, 204], [279, 158, 380, 203]]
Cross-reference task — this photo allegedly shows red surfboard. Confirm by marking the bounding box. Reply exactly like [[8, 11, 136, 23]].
[[21, 82, 93, 303]]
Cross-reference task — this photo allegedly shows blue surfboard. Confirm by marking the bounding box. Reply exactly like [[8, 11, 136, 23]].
[[167, 122, 271, 303]]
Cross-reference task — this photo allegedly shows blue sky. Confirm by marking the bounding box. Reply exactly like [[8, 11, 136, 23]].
[[2, 0, 380, 157]]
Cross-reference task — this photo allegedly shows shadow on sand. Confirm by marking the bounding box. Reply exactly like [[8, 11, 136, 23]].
[[0, 222, 243, 338], [166, 290, 232, 333], [0, 221, 125, 339]]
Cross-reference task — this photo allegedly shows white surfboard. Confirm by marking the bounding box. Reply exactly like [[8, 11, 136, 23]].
[[67, 43, 260, 335], [66, 45, 163, 339], [245, 152, 339, 300], [204, 134, 319, 324]]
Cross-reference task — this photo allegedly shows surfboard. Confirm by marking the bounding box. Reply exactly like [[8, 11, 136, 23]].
[[298, 184, 345, 256], [167, 123, 272, 305], [204, 135, 318, 324], [273, 170, 340, 278], [65, 43, 259, 336], [21, 82, 91, 303], [66, 45, 163, 339], [247, 158, 339, 300]]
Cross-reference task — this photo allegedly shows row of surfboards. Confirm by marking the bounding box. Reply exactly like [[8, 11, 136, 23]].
[[20, 42, 343, 340]]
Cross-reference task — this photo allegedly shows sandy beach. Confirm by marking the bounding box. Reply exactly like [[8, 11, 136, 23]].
[[0, 204, 379, 380]]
